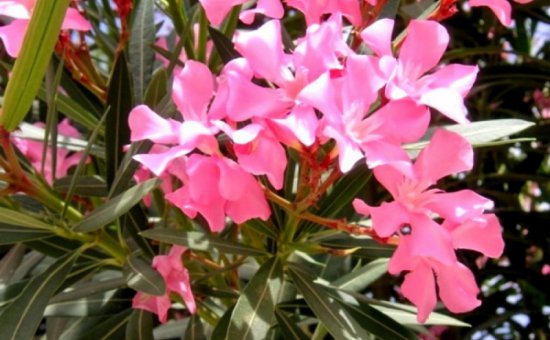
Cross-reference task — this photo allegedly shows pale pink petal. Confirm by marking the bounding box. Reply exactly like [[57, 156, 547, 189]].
[[408, 215, 456, 265], [213, 121, 263, 144], [362, 140, 413, 175], [57, 118, 80, 138], [62, 8, 92, 31], [399, 20, 449, 80], [369, 100, 430, 143], [298, 72, 340, 120], [343, 54, 386, 108], [426, 64, 479, 98], [133, 146, 190, 175], [427, 190, 494, 222], [216, 157, 249, 200], [401, 261, 437, 323], [436, 262, 481, 313], [271, 105, 319, 147], [199, 0, 248, 26], [234, 134, 287, 189], [178, 120, 219, 155], [129, 105, 179, 144], [368, 201, 409, 237], [0, 19, 28, 57], [0, 1, 31, 19], [470, 0, 512, 26], [372, 165, 406, 198], [234, 20, 285, 82], [186, 155, 222, 203], [360, 18, 394, 57], [239, 0, 284, 24], [419, 87, 470, 123], [172, 60, 214, 121], [414, 129, 473, 184], [447, 214, 504, 258], [326, 128, 364, 173], [225, 182, 271, 224]]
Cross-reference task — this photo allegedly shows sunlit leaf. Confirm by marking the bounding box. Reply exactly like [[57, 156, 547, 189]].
[[123, 253, 166, 296], [227, 257, 284, 339], [141, 229, 268, 256]]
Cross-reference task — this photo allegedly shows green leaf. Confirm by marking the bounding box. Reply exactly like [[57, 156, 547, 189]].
[[123, 253, 166, 296], [184, 314, 207, 340], [332, 258, 389, 292], [208, 26, 242, 65], [367, 300, 470, 327], [226, 257, 284, 339], [38, 87, 103, 135], [141, 229, 268, 256], [404, 119, 535, 157], [106, 52, 134, 187], [144, 69, 169, 108], [211, 306, 234, 339], [0, 207, 55, 230], [54, 175, 108, 197], [121, 206, 155, 258], [126, 309, 154, 340], [0, 224, 53, 245], [0, 0, 71, 131], [45, 289, 132, 317], [286, 264, 370, 340], [129, 0, 155, 104], [379, 0, 400, 19], [325, 288, 418, 340], [73, 178, 159, 232], [243, 219, 278, 240], [0, 244, 26, 283], [0, 251, 78, 340], [77, 309, 133, 340], [274, 308, 309, 340]]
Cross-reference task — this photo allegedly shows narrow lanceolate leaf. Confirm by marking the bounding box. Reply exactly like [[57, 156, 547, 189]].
[[0, 207, 55, 230], [126, 310, 154, 340], [141, 229, 268, 256], [123, 253, 166, 296], [45, 289, 132, 317], [0, 0, 70, 131], [286, 264, 370, 340], [226, 257, 284, 339], [77, 309, 133, 340], [54, 175, 108, 197], [0, 224, 53, 245], [404, 119, 535, 156], [332, 258, 389, 292], [208, 26, 242, 65], [211, 307, 234, 339], [274, 309, 309, 340], [185, 315, 207, 340], [129, 0, 155, 104], [144, 69, 169, 108], [0, 251, 78, 340], [106, 53, 134, 187], [73, 178, 159, 232], [325, 288, 418, 340], [367, 300, 470, 327]]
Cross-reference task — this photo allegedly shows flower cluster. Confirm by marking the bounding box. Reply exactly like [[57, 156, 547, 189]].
[[128, 6, 505, 322]]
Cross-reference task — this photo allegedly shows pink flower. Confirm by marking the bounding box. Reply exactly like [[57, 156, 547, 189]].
[[353, 129, 503, 322], [361, 19, 478, 123], [132, 245, 196, 323], [285, 0, 363, 26], [165, 154, 271, 232], [0, 0, 91, 57], [542, 264, 550, 275], [469, 0, 533, 27], [12, 119, 88, 184]]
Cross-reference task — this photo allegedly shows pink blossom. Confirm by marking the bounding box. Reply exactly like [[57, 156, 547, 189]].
[[286, 0, 363, 26], [0, 0, 91, 57], [132, 245, 196, 323], [165, 154, 271, 232], [12, 119, 88, 184], [469, 0, 533, 27], [361, 19, 479, 123], [543, 264, 550, 275], [353, 129, 503, 321]]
